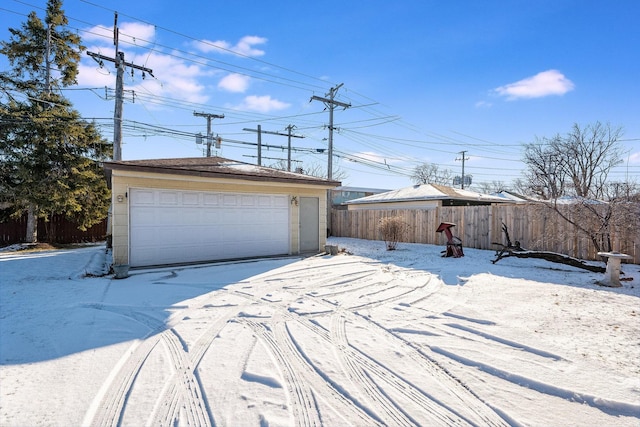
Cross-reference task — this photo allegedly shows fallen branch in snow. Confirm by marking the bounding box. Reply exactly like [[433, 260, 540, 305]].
[[491, 222, 605, 273]]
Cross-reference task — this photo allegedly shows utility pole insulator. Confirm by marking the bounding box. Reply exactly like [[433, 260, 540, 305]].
[[310, 83, 351, 180], [456, 150, 470, 189], [193, 111, 224, 157]]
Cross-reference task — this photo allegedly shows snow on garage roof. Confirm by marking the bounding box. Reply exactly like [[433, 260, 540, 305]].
[[104, 157, 341, 187]]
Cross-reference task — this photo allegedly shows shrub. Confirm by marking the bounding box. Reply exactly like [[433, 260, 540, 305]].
[[378, 216, 408, 250]]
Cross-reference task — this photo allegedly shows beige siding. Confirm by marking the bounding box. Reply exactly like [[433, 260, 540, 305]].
[[110, 170, 332, 266]]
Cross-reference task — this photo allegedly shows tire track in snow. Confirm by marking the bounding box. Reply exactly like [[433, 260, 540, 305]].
[[82, 303, 168, 427], [242, 312, 390, 427], [84, 301, 236, 427], [148, 304, 242, 426], [235, 273, 475, 426], [148, 329, 212, 427], [330, 310, 420, 426], [286, 301, 476, 426], [358, 313, 511, 427], [241, 318, 322, 427], [226, 260, 436, 425], [290, 265, 509, 427], [84, 335, 162, 427]]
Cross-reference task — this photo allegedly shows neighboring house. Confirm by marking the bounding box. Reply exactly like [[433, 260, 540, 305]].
[[344, 183, 509, 210], [104, 157, 340, 268], [331, 186, 390, 208]]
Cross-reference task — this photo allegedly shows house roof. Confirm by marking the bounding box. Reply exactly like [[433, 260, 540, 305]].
[[333, 186, 391, 193], [490, 190, 535, 203], [104, 157, 341, 187], [345, 183, 508, 205]]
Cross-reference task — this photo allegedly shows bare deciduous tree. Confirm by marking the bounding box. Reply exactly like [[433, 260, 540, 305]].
[[523, 137, 567, 200], [411, 163, 453, 185], [521, 122, 629, 254], [477, 180, 509, 194], [564, 122, 624, 199], [524, 122, 623, 200]]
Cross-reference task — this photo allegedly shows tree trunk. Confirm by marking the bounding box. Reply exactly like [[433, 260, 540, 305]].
[[25, 204, 38, 243], [492, 248, 605, 273], [492, 222, 606, 273]]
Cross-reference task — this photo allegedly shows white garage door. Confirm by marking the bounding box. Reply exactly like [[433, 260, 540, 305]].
[[129, 188, 290, 267]]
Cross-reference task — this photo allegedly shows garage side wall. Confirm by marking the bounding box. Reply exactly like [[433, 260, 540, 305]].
[[110, 170, 330, 266]]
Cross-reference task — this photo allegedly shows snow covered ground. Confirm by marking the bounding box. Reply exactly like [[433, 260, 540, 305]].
[[1, 237, 638, 427]]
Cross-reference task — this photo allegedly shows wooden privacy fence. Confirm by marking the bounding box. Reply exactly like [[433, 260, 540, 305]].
[[0, 214, 108, 246], [331, 204, 640, 264]]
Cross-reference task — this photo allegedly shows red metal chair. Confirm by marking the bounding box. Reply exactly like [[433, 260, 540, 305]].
[[436, 222, 464, 258]]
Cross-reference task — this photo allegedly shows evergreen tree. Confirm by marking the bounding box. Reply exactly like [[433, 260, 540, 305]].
[[0, 0, 111, 243]]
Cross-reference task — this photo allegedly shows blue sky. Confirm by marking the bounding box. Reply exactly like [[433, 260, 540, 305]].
[[2, 0, 639, 190]]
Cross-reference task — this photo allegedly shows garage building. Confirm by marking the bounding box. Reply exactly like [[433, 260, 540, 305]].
[[104, 157, 340, 268]]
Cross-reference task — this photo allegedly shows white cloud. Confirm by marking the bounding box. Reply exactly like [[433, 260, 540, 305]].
[[494, 70, 575, 100], [234, 36, 267, 56], [194, 35, 267, 57], [78, 49, 210, 105], [218, 73, 250, 93], [475, 100, 493, 108], [83, 22, 155, 47], [234, 95, 290, 113]]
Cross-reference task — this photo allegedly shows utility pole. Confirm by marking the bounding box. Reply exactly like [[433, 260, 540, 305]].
[[456, 150, 469, 189], [310, 83, 350, 180], [243, 125, 304, 169], [45, 24, 51, 95], [87, 13, 153, 161], [193, 111, 224, 157], [286, 124, 295, 171]]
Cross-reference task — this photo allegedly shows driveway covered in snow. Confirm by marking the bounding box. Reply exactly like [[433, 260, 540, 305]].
[[1, 238, 639, 426]]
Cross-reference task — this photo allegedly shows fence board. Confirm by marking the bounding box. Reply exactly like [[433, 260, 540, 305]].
[[332, 204, 639, 264], [0, 214, 107, 246]]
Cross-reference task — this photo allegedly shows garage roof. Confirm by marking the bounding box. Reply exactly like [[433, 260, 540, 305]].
[[104, 157, 341, 187]]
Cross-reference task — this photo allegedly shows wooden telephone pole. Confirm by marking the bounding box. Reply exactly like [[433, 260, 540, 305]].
[[455, 150, 470, 189], [87, 13, 154, 161], [310, 83, 350, 180], [194, 111, 225, 157], [243, 125, 304, 169]]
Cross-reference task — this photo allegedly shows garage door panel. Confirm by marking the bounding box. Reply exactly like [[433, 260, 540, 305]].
[[159, 191, 179, 205], [134, 190, 155, 204], [181, 209, 201, 223], [130, 207, 156, 222], [203, 194, 219, 205], [201, 209, 220, 222], [182, 192, 200, 205], [222, 194, 238, 206], [130, 189, 290, 267], [158, 209, 184, 226], [241, 195, 256, 207]]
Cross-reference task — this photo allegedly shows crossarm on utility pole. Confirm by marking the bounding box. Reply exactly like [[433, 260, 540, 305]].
[[243, 126, 304, 170], [194, 112, 224, 157], [86, 51, 153, 161], [310, 83, 350, 180]]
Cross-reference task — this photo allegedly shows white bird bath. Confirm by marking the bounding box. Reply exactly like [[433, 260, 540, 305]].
[[597, 252, 631, 287]]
